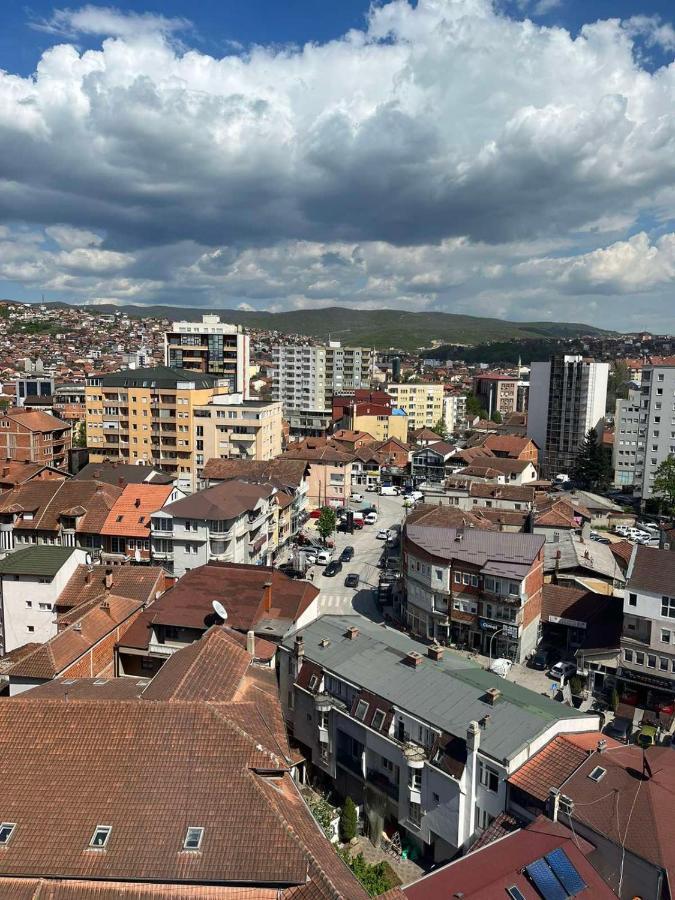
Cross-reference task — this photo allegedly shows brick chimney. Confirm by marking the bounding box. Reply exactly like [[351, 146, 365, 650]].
[[262, 580, 273, 612], [345, 625, 359, 640], [84, 568, 93, 585], [2, 466, 9, 478], [104, 567, 113, 590], [293, 634, 305, 661], [404, 650, 423, 668], [428, 644, 444, 661]]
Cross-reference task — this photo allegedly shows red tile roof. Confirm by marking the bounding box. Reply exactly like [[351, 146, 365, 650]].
[[100, 483, 174, 538], [56, 564, 164, 612], [0, 480, 122, 534], [508, 735, 592, 802], [2, 408, 70, 432]]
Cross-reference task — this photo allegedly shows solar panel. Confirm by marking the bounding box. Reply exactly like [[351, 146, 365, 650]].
[[525, 858, 568, 900], [545, 848, 587, 896]]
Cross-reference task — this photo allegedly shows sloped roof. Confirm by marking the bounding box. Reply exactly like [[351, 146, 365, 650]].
[[100, 483, 174, 537], [628, 544, 675, 595], [0, 460, 68, 487], [202, 457, 308, 489], [73, 462, 173, 485], [2, 408, 70, 432], [0, 545, 76, 577], [164, 480, 274, 521], [0, 480, 122, 533], [8, 595, 144, 680], [406, 524, 543, 577], [406, 503, 496, 532], [483, 434, 536, 456], [284, 444, 355, 464], [508, 734, 593, 801], [56, 564, 164, 611], [469, 482, 535, 503]]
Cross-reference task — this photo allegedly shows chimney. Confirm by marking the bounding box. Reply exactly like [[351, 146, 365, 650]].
[[428, 644, 444, 661], [484, 687, 502, 706], [84, 568, 92, 585], [345, 625, 359, 641], [100, 599, 110, 611], [72, 622, 82, 632], [581, 521, 591, 543], [455, 527, 464, 542], [549, 787, 561, 823], [597, 738, 607, 753], [467, 720, 480, 753], [2, 466, 9, 477], [246, 629, 255, 656], [293, 634, 305, 660], [263, 580, 273, 612], [104, 567, 113, 590], [404, 650, 423, 668]]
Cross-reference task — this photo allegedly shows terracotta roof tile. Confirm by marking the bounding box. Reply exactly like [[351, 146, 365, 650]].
[[0, 480, 122, 535], [202, 458, 308, 489], [57, 564, 164, 611], [100, 483, 174, 538], [2, 408, 70, 432]]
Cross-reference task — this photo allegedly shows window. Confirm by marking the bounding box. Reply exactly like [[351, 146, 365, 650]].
[[660, 657, 669, 671], [183, 827, 204, 850], [409, 769, 422, 791], [27, 626, 34, 633], [354, 699, 369, 721], [382, 756, 394, 772], [308, 674, 319, 691], [38, 602, 51, 610], [89, 826, 112, 849], [506, 887, 527, 900], [661, 629, 671, 644], [471, 575, 479, 587], [661, 596, 675, 619], [628, 593, 637, 607], [372, 709, 386, 731], [454, 571, 461, 583], [588, 766, 606, 783], [25, 601, 32, 608], [624, 649, 633, 662], [476, 807, 494, 831], [478, 761, 499, 793], [408, 801, 422, 827], [462, 573, 470, 585], [0, 823, 16, 845], [435, 568, 443, 581], [635, 651, 645, 665], [647, 655, 657, 669]]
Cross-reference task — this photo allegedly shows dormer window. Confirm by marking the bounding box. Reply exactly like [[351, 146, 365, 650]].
[[183, 826, 204, 850], [89, 825, 112, 848], [0, 823, 16, 845]]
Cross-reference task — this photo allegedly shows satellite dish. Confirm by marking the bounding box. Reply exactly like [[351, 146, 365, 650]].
[[212, 600, 228, 621]]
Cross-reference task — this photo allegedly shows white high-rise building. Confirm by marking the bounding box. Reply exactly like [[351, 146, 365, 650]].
[[613, 387, 643, 488], [633, 357, 675, 500], [528, 355, 608, 478], [271, 341, 373, 436], [165, 315, 250, 397]]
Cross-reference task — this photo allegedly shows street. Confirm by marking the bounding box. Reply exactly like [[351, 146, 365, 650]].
[[302, 493, 406, 622]]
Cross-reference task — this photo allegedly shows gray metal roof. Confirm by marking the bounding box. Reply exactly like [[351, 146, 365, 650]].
[[101, 366, 223, 389], [406, 525, 543, 579], [0, 545, 76, 577], [284, 615, 587, 763], [544, 534, 625, 582]]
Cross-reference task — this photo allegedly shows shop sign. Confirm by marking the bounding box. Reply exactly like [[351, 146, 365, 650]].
[[618, 667, 673, 691], [479, 619, 517, 639], [549, 615, 587, 630]]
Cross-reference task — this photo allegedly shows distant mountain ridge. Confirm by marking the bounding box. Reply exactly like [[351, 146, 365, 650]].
[[14, 300, 613, 351]]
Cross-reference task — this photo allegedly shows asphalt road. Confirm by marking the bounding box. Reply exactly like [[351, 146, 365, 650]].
[[303, 493, 406, 622]]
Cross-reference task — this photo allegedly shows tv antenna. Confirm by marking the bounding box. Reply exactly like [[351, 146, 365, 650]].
[[212, 600, 228, 621]]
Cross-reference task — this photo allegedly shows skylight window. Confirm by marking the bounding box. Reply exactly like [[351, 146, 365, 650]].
[[183, 826, 204, 850], [0, 823, 16, 846], [116, 515, 123, 523], [506, 887, 526, 900], [308, 674, 319, 691], [89, 825, 112, 848], [588, 766, 606, 783]]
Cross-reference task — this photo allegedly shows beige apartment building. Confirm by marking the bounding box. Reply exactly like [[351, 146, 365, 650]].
[[85, 366, 230, 493], [386, 383, 444, 431], [193, 395, 283, 477]]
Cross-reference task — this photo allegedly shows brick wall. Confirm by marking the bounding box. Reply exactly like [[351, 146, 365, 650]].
[[522, 549, 544, 628]]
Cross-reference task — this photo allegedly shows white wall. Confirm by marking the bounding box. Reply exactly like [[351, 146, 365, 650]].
[[1, 549, 87, 653]]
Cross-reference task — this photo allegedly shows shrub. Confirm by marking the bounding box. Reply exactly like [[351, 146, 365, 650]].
[[339, 796, 357, 843]]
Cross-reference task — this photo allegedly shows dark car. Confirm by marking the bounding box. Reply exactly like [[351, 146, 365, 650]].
[[324, 560, 343, 577], [345, 573, 359, 588], [528, 647, 550, 670], [340, 546, 355, 562], [604, 716, 632, 744]]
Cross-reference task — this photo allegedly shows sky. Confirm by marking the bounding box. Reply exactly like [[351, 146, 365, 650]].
[[1, 1, 675, 331]]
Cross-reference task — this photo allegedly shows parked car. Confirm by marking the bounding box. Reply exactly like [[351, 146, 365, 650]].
[[590, 534, 611, 545], [379, 485, 399, 496], [604, 716, 632, 744], [278, 564, 307, 580], [345, 573, 359, 588], [528, 647, 550, 670], [351, 492, 364, 503], [548, 661, 577, 681], [299, 552, 317, 565], [638, 521, 660, 534], [324, 560, 343, 577], [316, 550, 333, 565], [364, 512, 379, 525], [614, 525, 630, 536], [340, 546, 355, 562], [366, 484, 379, 492], [376, 529, 391, 540]]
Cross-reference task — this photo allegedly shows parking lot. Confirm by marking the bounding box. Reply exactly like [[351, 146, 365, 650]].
[[293, 493, 406, 622]]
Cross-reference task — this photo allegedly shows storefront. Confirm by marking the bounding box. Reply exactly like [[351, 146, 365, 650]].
[[617, 665, 675, 716], [478, 619, 519, 660]]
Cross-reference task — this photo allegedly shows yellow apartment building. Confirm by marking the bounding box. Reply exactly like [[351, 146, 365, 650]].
[[386, 383, 444, 431], [85, 366, 230, 492]]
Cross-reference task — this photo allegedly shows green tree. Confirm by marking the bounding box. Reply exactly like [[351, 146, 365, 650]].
[[317, 506, 337, 543], [72, 421, 87, 448], [609, 687, 620, 713], [573, 429, 611, 491], [653, 454, 675, 512], [490, 410, 503, 424], [432, 416, 447, 437], [345, 853, 401, 896], [339, 796, 357, 843], [464, 392, 488, 421], [606, 359, 630, 411]]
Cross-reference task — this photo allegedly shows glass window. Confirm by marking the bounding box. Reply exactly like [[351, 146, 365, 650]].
[[624, 649, 633, 662], [372, 709, 386, 731], [661, 629, 670, 644], [478, 761, 499, 792], [628, 593, 637, 607], [0, 823, 16, 845], [635, 651, 645, 665], [183, 827, 204, 851], [89, 826, 112, 849], [354, 699, 369, 721], [647, 655, 657, 669]]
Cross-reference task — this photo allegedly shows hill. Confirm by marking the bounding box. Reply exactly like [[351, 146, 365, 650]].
[[30, 302, 612, 350]]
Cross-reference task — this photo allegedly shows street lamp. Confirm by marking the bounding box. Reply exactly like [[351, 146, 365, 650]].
[[488, 627, 504, 664]]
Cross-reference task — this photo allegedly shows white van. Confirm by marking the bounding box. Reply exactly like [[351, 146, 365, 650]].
[[364, 512, 378, 525], [316, 550, 333, 565], [379, 486, 398, 496]]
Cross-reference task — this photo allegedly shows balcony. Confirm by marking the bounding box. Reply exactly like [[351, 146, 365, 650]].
[[151, 549, 174, 561], [148, 642, 179, 657], [366, 769, 398, 800]]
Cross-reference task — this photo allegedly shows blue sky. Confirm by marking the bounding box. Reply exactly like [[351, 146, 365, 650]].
[[0, 1, 674, 330]]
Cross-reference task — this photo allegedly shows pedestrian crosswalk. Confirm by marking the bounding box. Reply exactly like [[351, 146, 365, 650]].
[[317, 593, 352, 610]]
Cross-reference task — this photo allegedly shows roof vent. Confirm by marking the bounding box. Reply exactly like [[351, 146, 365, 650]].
[[404, 650, 423, 668], [345, 626, 359, 641], [319, 638, 331, 648], [484, 687, 502, 705], [72, 622, 82, 632], [427, 644, 444, 661]]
